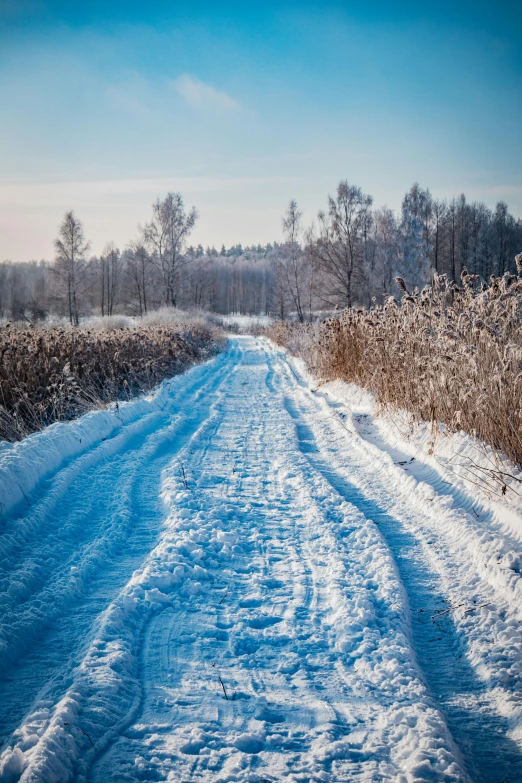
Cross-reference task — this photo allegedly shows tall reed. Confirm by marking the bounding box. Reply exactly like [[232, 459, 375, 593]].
[[0, 323, 223, 441], [268, 260, 522, 467]]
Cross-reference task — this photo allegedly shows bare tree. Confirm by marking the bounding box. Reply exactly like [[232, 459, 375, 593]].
[[303, 226, 319, 321], [431, 199, 447, 274], [278, 200, 310, 322], [144, 192, 198, 307], [373, 207, 399, 298], [126, 240, 152, 316], [99, 242, 121, 316], [314, 181, 373, 307], [398, 184, 433, 292], [493, 201, 516, 276], [142, 204, 167, 305], [54, 211, 90, 325], [270, 250, 290, 320]]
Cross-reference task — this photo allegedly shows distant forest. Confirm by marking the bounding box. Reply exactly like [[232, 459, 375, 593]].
[[2, 181, 521, 323]]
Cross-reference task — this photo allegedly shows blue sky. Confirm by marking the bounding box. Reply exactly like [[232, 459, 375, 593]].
[[1, 0, 521, 260]]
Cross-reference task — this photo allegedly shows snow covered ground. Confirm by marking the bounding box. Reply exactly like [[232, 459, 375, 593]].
[[222, 315, 272, 331], [1, 336, 522, 782]]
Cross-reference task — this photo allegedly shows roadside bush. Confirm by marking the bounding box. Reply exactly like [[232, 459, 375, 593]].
[[268, 258, 522, 467], [0, 322, 224, 441]]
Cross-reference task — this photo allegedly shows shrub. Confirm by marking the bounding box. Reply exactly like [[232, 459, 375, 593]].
[[0, 321, 224, 441], [268, 262, 522, 467]]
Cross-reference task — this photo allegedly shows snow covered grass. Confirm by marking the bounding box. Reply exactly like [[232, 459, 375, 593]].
[[4, 307, 227, 332], [0, 319, 225, 441], [222, 314, 273, 333], [139, 306, 226, 330], [268, 262, 522, 472], [83, 314, 136, 330], [286, 349, 522, 527]]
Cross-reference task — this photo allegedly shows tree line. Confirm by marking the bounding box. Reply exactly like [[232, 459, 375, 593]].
[[1, 182, 521, 323]]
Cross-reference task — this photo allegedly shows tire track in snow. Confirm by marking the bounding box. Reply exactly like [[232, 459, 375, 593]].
[[0, 342, 239, 759], [271, 341, 522, 783], [90, 339, 466, 783], [86, 345, 243, 778], [2, 337, 520, 782]]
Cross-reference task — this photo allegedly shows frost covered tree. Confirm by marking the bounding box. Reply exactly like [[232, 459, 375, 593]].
[[53, 211, 90, 325], [492, 201, 518, 277], [277, 200, 311, 322], [144, 193, 198, 307], [125, 241, 153, 316], [99, 242, 121, 316], [373, 207, 399, 298], [6, 183, 522, 323], [397, 184, 432, 292], [431, 198, 447, 274], [315, 181, 373, 307]]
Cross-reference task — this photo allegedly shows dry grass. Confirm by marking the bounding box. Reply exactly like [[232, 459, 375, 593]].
[[268, 261, 522, 467], [0, 321, 224, 441]]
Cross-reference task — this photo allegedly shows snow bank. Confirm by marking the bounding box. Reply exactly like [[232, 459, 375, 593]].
[[0, 353, 226, 519], [222, 314, 272, 331], [284, 348, 522, 540], [265, 339, 522, 753]]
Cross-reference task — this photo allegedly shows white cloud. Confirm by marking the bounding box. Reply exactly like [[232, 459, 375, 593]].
[[173, 74, 238, 111]]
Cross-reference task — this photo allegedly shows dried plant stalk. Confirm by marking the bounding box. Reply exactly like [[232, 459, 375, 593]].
[[267, 268, 522, 468], [0, 323, 223, 441]]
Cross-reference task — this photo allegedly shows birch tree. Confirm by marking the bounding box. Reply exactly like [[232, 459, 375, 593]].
[[54, 211, 90, 325], [144, 193, 198, 307]]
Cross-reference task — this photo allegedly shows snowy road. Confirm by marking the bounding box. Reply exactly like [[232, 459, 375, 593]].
[[1, 336, 522, 782]]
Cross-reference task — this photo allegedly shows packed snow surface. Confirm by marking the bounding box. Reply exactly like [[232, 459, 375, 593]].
[[1, 337, 522, 782]]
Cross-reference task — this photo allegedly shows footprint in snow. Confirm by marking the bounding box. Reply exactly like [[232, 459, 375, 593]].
[[246, 615, 283, 629]]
